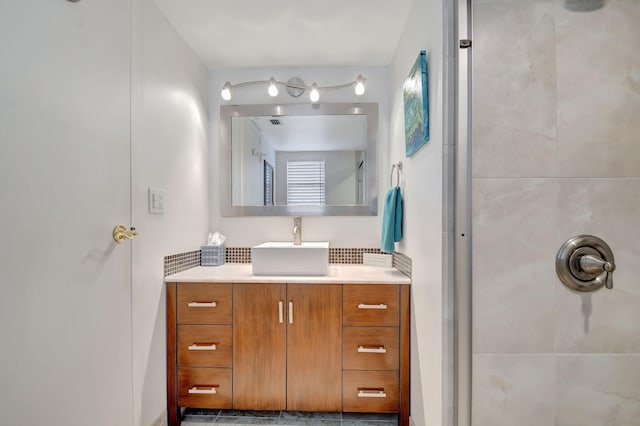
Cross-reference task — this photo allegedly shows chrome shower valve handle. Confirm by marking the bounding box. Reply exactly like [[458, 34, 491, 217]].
[[556, 235, 616, 293], [578, 254, 614, 274]]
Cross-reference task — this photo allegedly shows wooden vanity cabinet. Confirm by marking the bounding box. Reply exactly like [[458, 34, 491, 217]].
[[233, 284, 342, 411], [167, 283, 233, 426], [232, 283, 287, 410], [342, 284, 403, 414], [167, 281, 410, 426], [286, 284, 342, 411]]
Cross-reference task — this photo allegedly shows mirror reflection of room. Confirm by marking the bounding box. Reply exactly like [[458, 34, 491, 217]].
[[231, 114, 367, 207], [220, 102, 378, 216]]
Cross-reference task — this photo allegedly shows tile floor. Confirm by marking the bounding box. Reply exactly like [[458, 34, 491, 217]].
[[181, 409, 398, 425]]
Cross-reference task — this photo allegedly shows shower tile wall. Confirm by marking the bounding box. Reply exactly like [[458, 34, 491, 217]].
[[471, 0, 640, 425]]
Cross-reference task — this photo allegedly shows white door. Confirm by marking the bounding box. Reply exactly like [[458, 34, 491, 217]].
[[0, 1, 133, 425]]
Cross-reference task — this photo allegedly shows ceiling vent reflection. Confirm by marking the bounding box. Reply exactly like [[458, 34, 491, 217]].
[[564, 0, 605, 12]]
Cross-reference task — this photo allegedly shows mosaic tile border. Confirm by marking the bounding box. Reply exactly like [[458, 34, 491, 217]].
[[225, 247, 251, 264], [164, 250, 201, 277], [164, 248, 412, 278], [329, 247, 382, 264], [221, 247, 385, 265]]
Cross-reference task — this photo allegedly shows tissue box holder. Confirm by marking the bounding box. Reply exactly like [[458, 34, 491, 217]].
[[201, 245, 225, 266]]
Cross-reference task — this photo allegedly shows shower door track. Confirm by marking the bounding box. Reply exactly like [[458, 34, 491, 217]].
[[454, 0, 473, 425]]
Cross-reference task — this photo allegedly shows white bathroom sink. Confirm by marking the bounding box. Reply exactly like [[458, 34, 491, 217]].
[[251, 241, 329, 276]]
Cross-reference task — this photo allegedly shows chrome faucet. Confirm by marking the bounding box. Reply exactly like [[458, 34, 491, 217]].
[[292, 217, 302, 245]]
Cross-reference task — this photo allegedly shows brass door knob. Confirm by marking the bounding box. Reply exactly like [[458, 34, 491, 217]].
[[113, 225, 138, 243]]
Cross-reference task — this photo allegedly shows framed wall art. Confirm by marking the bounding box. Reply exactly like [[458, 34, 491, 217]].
[[403, 50, 429, 157]]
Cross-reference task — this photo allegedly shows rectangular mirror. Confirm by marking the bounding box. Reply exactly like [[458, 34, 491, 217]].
[[220, 103, 378, 216]]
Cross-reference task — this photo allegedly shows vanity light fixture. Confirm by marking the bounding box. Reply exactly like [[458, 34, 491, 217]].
[[355, 75, 366, 96], [219, 75, 366, 102], [267, 77, 278, 97], [221, 81, 232, 101], [309, 83, 320, 103]]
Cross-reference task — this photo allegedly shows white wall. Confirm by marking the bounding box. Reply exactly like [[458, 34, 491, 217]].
[[131, 1, 209, 425], [389, 0, 445, 424], [209, 66, 389, 247], [232, 119, 275, 205]]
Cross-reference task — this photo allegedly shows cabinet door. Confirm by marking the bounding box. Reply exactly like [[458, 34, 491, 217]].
[[287, 284, 342, 411], [233, 283, 286, 410]]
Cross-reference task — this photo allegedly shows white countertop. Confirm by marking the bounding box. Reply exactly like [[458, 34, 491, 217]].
[[165, 264, 411, 285]]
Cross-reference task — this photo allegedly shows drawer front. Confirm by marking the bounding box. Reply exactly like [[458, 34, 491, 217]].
[[178, 367, 232, 409], [177, 283, 232, 324], [343, 285, 399, 326], [343, 327, 399, 371], [343, 370, 399, 413], [178, 325, 232, 368]]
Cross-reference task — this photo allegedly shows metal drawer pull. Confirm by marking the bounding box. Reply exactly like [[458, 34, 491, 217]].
[[188, 386, 218, 395], [188, 301, 217, 308], [188, 343, 217, 351], [358, 303, 387, 310], [289, 301, 294, 324], [278, 301, 284, 324], [358, 345, 387, 354], [358, 389, 387, 398]]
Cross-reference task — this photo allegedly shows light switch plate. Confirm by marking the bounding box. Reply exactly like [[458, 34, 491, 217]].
[[148, 188, 165, 214]]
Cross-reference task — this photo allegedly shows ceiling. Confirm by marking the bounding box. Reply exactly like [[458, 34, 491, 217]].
[[240, 115, 367, 152], [153, 0, 415, 69]]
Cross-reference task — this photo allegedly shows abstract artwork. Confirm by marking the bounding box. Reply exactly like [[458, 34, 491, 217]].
[[403, 50, 429, 157]]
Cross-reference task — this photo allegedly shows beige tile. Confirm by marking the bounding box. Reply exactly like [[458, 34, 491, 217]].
[[556, 0, 640, 178], [554, 179, 640, 353], [555, 355, 640, 426], [472, 1, 557, 178], [472, 179, 557, 353], [473, 124, 557, 178], [472, 354, 555, 426], [473, 0, 552, 3]]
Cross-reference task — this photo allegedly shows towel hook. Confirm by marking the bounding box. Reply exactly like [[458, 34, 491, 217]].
[[251, 140, 265, 158], [390, 161, 403, 187]]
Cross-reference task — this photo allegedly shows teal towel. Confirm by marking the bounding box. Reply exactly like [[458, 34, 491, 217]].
[[380, 187, 403, 253]]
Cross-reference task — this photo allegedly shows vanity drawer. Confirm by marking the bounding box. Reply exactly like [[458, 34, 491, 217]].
[[178, 325, 232, 368], [343, 370, 399, 413], [343, 285, 399, 326], [177, 283, 232, 324], [178, 367, 232, 409], [343, 327, 399, 371]]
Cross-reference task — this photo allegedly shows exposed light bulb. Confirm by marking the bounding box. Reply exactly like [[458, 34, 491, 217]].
[[268, 77, 278, 97], [355, 75, 365, 96], [309, 83, 319, 102], [221, 81, 232, 101]]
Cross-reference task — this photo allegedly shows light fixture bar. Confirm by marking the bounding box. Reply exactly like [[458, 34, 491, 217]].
[[220, 75, 366, 101]]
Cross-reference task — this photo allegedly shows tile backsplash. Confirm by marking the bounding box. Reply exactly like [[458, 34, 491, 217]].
[[329, 248, 382, 264], [225, 247, 251, 264], [165, 247, 412, 277], [164, 250, 200, 277], [392, 251, 412, 278], [221, 247, 385, 265]]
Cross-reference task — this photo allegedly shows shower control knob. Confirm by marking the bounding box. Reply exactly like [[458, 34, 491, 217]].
[[556, 235, 615, 293], [578, 254, 615, 274]]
